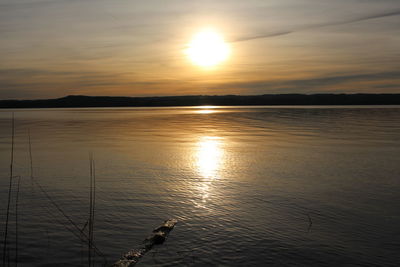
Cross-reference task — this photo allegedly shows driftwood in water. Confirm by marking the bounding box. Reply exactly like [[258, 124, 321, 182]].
[[112, 219, 178, 267]]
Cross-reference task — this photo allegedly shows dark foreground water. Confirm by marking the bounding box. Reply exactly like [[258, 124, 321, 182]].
[[0, 106, 399, 267]]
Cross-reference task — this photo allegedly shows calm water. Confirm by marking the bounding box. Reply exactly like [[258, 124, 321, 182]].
[[0, 106, 399, 267]]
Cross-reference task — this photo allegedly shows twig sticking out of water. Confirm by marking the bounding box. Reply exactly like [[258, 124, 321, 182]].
[[88, 154, 97, 266], [307, 214, 313, 232], [15, 176, 21, 267], [81, 219, 89, 267], [27, 134, 107, 265], [88, 155, 92, 267], [30, 168, 107, 262], [2, 113, 15, 266], [7, 245, 10, 267], [92, 159, 96, 265], [28, 130, 33, 185], [38, 202, 106, 265], [46, 229, 50, 266]]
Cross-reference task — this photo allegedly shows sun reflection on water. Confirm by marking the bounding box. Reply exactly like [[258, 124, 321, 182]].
[[195, 106, 218, 114], [195, 136, 225, 206], [197, 136, 224, 179]]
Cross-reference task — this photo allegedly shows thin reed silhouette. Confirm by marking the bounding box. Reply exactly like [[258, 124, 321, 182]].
[[88, 155, 97, 266], [27, 132, 107, 265], [307, 214, 313, 232], [91, 158, 96, 266], [2, 113, 15, 266], [28, 130, 33, 183], [15, 176, 21, 267], [88, 154, 93, 267], [30, 170, 107, 262]]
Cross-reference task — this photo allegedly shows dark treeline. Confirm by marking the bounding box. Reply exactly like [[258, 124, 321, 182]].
[[1, 94, 400, 108]]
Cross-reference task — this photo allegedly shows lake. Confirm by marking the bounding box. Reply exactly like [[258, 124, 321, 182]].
[[0, 106, 399, 266]]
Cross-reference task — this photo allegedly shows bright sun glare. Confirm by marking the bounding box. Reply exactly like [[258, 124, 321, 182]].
[[185, 29, 230, 67]]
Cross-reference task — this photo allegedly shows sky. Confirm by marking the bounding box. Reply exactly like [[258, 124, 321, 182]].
[[0, 0, 399, 99]]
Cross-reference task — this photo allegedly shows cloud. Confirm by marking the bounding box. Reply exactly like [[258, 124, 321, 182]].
[[209, 71, 400, 94], [311, 9, 400, 28], [234, 9, 400, 42], [1, 68, 399, 99], [233, 31, 293, 42], [0, 68, 133, 98], [0, 67, 209, 99], [0, 0, 81, 9]]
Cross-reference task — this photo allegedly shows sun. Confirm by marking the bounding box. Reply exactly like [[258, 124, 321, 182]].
[[185, 29, 230, 67]]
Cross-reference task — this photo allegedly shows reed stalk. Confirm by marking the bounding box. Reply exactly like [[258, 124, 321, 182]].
[[15, 176, 21, 267], [88, 155, 96, 266], [2, 113, 15, 266], [88, 154, 93, 267], [27, 134, 107, 264]]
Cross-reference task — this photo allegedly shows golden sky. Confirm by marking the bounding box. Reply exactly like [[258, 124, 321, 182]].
[[0, 0, 399, 99]]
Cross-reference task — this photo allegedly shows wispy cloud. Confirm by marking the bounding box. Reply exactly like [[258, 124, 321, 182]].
[[233, 31, 294, 42], [234, 9, 400, 42], [310, 9, 400, 29], [209, 71, 400, 94], [1, 68, 399, 99]]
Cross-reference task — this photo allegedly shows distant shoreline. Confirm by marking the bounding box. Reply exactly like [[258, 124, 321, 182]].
[[1, 94, 400, 109]]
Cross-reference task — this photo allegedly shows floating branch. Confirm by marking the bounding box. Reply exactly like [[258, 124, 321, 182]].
[[112, 219, 178, 267]]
